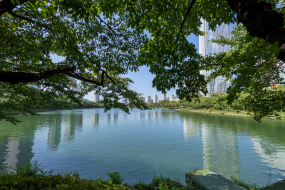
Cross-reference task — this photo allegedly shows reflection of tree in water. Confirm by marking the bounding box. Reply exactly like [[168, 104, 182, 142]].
[[64, 113, 83, 142], [160, 111, 178, 123], [0, 115, 38, 171], [92, 113, 99, 128], [47, 114, 62, 151]]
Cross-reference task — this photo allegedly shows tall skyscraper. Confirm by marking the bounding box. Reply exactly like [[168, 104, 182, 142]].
[[146, 95, 151, 103], [93, 91, 99, 102], [161, 94, 166, 101], [153, 94, 158, 103], [140, 97, 145, 102], [199, 19, 231, 96], [169, 94, 175, 101]]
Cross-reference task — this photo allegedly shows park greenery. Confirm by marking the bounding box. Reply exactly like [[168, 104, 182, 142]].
[[1, 0, 285, 123], [151, 84, 285, 119], [0, 160, 264, 190]]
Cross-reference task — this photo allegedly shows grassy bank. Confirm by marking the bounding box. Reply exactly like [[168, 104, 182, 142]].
[[178, 108, 285, 120], [0, 161, 267, 190]]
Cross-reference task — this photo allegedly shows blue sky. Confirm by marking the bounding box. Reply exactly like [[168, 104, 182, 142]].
[[51, 34, 199, 101], [53, 22, 236, 101]]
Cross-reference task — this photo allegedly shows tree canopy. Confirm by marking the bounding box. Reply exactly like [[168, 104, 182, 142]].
[[1, 0, 285, 123]]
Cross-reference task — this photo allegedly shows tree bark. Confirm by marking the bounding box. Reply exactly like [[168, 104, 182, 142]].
[[226, 0, 285, 62], [0, 66, 76, 85]]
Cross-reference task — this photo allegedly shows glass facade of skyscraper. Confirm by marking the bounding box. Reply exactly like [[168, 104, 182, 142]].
[[199, 19, 231, 95]]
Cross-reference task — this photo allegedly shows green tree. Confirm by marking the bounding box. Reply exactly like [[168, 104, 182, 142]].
[[0, 0, 149, 124], [1, 0, 285, 123]]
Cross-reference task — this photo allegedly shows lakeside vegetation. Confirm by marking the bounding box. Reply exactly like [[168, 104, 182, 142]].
[[149, 85, 285, 120], [0, 161, 266, 190]]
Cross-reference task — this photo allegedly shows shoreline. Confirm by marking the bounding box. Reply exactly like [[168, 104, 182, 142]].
[[178, 108, 285, 120]]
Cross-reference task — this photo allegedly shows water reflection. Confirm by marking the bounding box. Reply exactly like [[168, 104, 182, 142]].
[[201, 122, 240, 179], [64, 113, 83, 142], [107, 113, 111, 123], [153, 110, 159, 119], [251, 137, 285, 178], [0, 116, 37, 170], [92, 113, 99, 128], [183, 118, 201, 140], [180, 111, 285, 182], [113, 113, 118, 123], [47, 114, 62, 151], [139, 112, 145, 120]]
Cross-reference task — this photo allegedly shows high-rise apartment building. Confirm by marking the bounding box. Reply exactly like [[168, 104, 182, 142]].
[[93, 91, 100, 102], [169, 94, 175, 101], [153, 94, 158, 103], [146, 95, 151, 103], [199, 19, 231, 96], [161, 94, 166, 101], [140, 97, 145, 102]]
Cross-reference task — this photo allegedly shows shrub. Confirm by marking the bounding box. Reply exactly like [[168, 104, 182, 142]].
[[106, 171, 125, 184]]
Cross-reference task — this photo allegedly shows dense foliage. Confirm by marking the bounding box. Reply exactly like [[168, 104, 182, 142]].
[[1, 0, 285, 123]]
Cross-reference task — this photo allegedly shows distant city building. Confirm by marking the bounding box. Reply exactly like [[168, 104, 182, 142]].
[[166, 97, 169, 101], [153, 94, 158, 103], [150, 99, 153, 103], [161, 94, 166, 101], [93, 91, 100, 102], [146, 95, 151, 103], [159, 100, 161, 103], [169, 94, 175, 101], [140, 97, 145, 102]]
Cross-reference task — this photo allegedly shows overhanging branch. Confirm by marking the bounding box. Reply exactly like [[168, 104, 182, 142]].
[[226, 0, 285, 62], [0, 66, 76, 85]]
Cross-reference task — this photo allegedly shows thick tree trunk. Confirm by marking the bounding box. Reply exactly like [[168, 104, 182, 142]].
[[226, 0, 285, 62]]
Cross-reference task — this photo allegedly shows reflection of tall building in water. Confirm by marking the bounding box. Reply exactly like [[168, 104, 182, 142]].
[[199, 19, 231, 96], [139, 112, 145, 121], [92, 113, 99, 128], [64, 113, 83, 142], [182, 116, 240, 179], [201, 123, 240, 179], [0, 128, 36, 171], [153, 110, 159, 119], [47, 114, 62, 151], [251, 137, 285, 177], [113, 113, 118, 123], [107, 113, 111, 123], [183, 117, 201, 140]]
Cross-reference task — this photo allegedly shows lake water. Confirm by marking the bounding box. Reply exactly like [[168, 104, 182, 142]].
[[0, 108, 284, 186]]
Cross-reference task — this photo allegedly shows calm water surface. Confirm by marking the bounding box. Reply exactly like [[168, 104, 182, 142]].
[[0, 108, 285, 186]]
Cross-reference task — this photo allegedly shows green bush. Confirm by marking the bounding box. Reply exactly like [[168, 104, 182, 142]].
[[106, 171, 125, 184]]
